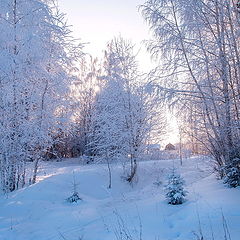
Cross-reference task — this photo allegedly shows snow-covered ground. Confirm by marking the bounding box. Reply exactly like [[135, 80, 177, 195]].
[[0, 156, 239, 240]]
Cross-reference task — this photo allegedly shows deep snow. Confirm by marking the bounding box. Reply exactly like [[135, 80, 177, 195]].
[[0, 156, 239, 240]]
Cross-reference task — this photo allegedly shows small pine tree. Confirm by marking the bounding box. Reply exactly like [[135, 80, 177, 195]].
[[223, 158, 240, 188], [165, 169, 187, 205], [66, 192, 81, 203], [66, 172, 82, 203]]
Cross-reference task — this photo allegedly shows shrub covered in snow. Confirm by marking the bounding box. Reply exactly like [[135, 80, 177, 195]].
[[165, 169, 187, 205], [66, 172, 82, 203], [66, 192, 82, 203], [223, 158, 240, 188]]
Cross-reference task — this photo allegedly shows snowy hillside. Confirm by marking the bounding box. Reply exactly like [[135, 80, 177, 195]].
[[0, 157, 239, 240]]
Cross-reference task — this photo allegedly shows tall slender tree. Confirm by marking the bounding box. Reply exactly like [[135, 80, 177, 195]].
[[0, 0, 82, 191]]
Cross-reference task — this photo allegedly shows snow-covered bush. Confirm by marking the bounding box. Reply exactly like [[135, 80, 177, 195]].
[[66, 192, 81, 203], [66, 172, 82, 203], [165, 169, 187, 205], [223, 158, 240, 188]]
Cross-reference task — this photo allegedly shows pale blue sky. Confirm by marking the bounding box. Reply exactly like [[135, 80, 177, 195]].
[[58, 0, 152, 70]]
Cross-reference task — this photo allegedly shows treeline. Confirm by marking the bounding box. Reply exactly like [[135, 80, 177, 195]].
[[0, 0, 165, 192], [2, 0, 240, 193]]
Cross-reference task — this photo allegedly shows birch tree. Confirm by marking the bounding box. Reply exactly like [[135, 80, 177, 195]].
[[0, 0, 82, 191], [90, 37, 164, 184], [141, 0, 240, 174]]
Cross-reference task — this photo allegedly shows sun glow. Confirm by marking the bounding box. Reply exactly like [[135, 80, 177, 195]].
[[165, 111, 180, 145]]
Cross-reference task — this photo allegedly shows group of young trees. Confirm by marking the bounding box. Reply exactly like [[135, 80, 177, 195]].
[[64, 37, 165, 187], [0, 0, 82, 192], [141, 0, 240, 184], [89, 37, 164, 185], [0, 0, 164, 192]]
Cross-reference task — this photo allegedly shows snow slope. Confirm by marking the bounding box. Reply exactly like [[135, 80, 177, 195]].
[[0, 156, 239, 240]]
